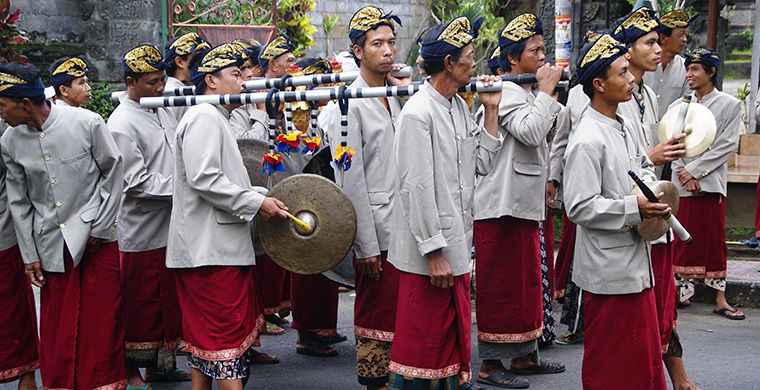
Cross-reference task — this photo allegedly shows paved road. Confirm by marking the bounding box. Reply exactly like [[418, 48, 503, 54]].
[[4, 291, 758, 389]]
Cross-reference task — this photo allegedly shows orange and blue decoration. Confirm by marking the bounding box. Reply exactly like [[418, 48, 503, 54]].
[[260, 152, 286, 175], [277, 132, 301, 154], [301, 136, 321, 154], [332, 144, 355, 171]]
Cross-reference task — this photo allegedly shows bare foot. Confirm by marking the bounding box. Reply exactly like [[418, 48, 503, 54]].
[[126, 365, 150, 389], [674, 380, 701, 390]]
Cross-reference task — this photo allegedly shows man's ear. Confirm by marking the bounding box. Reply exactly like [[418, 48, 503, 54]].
[[352, 43, 363, 62], [444, 54, 454, 72], [59, 84, 70, 98], [125, 76, 137, 89], [175, 56, 186, 70], [507, 53, 519, 68], [592, 77, 605, 95], [204, 73, 216, 90]]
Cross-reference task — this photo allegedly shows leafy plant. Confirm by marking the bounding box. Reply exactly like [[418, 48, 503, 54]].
[[82, 80, 115, 121], [276, 0, 317, 56], [322, 14, 339, 57], [739, 28, 753, 46], [738, 82, 750, 102], [624, 0, 696, 18], [0, 0, 26, 63]]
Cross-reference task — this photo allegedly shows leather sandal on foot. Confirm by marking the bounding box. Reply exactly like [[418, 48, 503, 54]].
[[511, 360, 566, 375], [713, 307, 745, 320], [476, 371, 529, 389], [296, 341, 338, 357]]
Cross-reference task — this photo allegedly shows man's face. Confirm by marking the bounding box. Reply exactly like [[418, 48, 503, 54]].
[[598, 55, 635, 103], [268, 52, 296, 77], [353, 25, 396, 74], [61, 76, 91, 106], [515, 34, 546, 73], [207, 66, 245, 95], [685, 63, 713, 90], [0, 97, 30, 127], [660, 27, 687, 55], [629, 31, 661, 72], [240, 59, 254, 81], [449, 44, 475, 86], [128, 70, 166, 98]]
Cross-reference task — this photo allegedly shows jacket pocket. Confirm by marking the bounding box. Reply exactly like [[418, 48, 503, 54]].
[[137, 199, 170, 212], [512, 161, 542, 176], [439, 215, 454, 230], [215, 209, 246, 224], [367, 191, 390, 205], [597, 230, 636, 249], [61, 151, 89, 165], [80, 206, 99, 223]]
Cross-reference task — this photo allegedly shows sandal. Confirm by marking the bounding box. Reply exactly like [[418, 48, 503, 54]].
[[125, 386, 151, 390], [265, 314, 289, 326], [476, 370, 529, 389], [296, 341, 338, 357], [264, 321, 285, 335], [713, 307, 745, 320], [316, 333, 347, 344], [554, 332, 583, 345], [510, 360, 565, 375], [144, 369, 191, 382], [250, 350, 280, 365]]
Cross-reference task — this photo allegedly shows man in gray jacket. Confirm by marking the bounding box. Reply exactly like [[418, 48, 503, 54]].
[[167, 43, 287, 389], [387, 16, 502, 390], [0, 61, 125, 390], [108, 44, 186, 386], [563, 34, 668, 389], [472, 14, 565, 388]]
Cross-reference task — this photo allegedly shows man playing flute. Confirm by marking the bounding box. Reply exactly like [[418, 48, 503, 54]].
[[472, 12, 565, 389], [387, 15, 502, 390]]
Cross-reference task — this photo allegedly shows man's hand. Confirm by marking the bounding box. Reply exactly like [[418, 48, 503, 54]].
[[356, 255, 383, 280], [675, 168, 695, 186], [476, 74, 502, 108], [647, 133, 687, 166], [259, 197, 288, 221], [386, 64, 412, 87], [546, 180, 559, 210], [637, 193, 671, 219], [427, 249, 454, 289], [85, 236, 102, 255], [25, 262, 45, 287], [683, 178, 701, 193], [536, 64, 565, 97]]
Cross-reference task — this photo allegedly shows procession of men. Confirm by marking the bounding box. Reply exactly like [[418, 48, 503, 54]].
[[0, 3, 746, 390]]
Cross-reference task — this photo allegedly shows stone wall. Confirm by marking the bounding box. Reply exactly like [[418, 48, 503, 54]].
[[306, 0, 428, 64], [15, 0, 162, 82]]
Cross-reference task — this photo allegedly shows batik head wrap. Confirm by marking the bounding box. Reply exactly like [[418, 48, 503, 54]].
[[498, 13, 543, 51], [684, 47, 720, 71], [258, 36, 295, 69], [0, 64, 45, 100], [164, 32, 211, 67], [190, 43, 243, 87], [419, 16, 484, 59], [348, 6, 402, 43], [660, 10, 689, 29], [612, 8, 661, 44], [122, 44, 167, 74], [50, 57, 88, 88], [576, 34, 629, 85]]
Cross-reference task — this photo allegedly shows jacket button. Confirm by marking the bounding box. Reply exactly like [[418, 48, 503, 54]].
[[55, 201, 62, 207], [44, 155, 50, 161], [49, 178, 56, 184], [39, 133, 45, 138], [59, 223, 65, 229]]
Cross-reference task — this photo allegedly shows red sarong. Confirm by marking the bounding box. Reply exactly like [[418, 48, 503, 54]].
[[388, 272, 472, 382], [40, 241, 126, 390], [651, 242, 677, 353], [554, 213, 576, 297], [175, 265, 264, 361], [474, 217, 543, 343], [542, 217, 556, 297], [120, 248, 182, 352], [673, 194, 727, 278], [582, 288, 666, 390], [0, 245, 38, 382], [257, 255, 291, 314], [290, 273, 339, 336], [354, 252, 400, 341]]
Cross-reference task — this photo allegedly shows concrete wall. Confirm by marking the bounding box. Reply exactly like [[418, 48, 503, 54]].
[[15, 0, 162, 82]]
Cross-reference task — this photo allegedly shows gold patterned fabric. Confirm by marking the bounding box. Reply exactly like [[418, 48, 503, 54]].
[[684, 47, 720, 70], [301, 59, 332, 76], [50, 57, 88, 87], [582, 30, 603, 46], [0, 72, 27, 92], [164, 32, 210, 68], [612, 7, 661, 44], [576, 34, 628, 84], [498, 13, 543, 49], [348, 6, 402, 42], [356, 336, 392, 386], [122, 44, 166, 74], [190, 43, 244, 86], [660, 10, 689, 29], [0, 68, 45, 98], [420, 16, 484, 58], [258, 36, 295, 68]]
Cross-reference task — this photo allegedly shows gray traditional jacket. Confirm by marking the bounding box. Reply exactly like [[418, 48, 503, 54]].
[[564, 107, 656, 295], [230, 104, 269, 140], [0, 131, 16, 252], [327, 75, 402, 259], [473, 81, 561, 221], [388, 82, 502, 277], [642, 54, 690, 120], [1, 104, 123, 272], [669, 88, 741, 197], [165, 76, 190, 122], [108, 96, 177, 252], [548, 85, 587, 195], [167, 103, 264, 268]]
